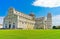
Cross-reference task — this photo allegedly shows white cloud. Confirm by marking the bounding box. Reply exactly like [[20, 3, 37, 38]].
[[52, 15, 60, 26], [0, 17, 4, 24], [32, 0, 60, 8]]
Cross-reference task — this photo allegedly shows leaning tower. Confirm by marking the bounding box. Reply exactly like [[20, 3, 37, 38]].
[[47, 13, 52, 29]]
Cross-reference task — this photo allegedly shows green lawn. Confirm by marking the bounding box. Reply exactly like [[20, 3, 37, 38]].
[[0, 29, 60, 39]]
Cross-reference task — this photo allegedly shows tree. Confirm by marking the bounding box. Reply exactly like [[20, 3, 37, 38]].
[[57, 26, 60, 29], [53, 26, 56, 29]]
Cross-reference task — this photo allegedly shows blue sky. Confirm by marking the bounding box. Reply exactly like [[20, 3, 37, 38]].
[[0, 0, 60, 16], [0, 0, 60, 26]]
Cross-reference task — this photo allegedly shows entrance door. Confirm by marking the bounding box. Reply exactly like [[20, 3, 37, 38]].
[[13, 25, 15, 29], [9, 24, 11, 29], [13, 23, 15, 29]]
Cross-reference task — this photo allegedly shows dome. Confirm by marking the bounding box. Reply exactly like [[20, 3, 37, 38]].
[[29, 12, 35, 16]]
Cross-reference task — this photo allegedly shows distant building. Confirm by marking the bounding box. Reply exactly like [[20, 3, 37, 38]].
[[34, 13, 52, 29], [3, 7, 52, 29], [35, 17, 47, 29], [47, 13, 52, 29], [35, 17, 45, 29]]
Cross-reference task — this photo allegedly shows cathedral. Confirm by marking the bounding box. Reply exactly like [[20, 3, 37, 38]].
[[3, 7, 52, 29]]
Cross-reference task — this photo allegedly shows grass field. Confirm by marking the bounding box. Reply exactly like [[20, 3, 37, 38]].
[[0, 29, 60, 39]]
